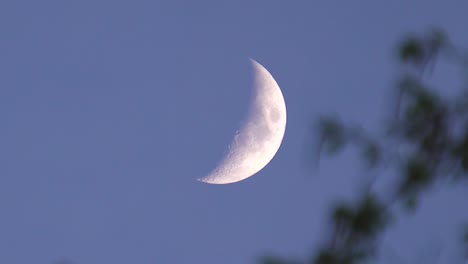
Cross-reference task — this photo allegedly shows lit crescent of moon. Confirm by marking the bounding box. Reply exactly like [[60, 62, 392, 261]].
[[198, 58, 287, 184]]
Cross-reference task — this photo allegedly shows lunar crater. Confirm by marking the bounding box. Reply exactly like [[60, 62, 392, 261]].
[[199, 59, 286, 184]]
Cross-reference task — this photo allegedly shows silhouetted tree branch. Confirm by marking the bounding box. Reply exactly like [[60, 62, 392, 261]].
[[258, 27, 468, 264]]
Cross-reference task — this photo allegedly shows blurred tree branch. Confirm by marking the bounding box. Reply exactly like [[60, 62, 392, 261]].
[[259, 27, 468, 264]]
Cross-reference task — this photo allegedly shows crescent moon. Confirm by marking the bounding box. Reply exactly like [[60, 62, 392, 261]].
[[199, 58, 287, 184]]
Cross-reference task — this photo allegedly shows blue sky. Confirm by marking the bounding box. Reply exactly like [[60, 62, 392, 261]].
[[1, 1, 468, 263]]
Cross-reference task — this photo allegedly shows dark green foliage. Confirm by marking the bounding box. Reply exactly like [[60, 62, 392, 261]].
[[398, 28, 447, 70], [312, 247, 370, 264], [312, 196, 389, 264], [258, 256, 302, 264], [258, 28, 467, 264], [318, 117, 347, 154], [403, 86, 438, 121], [398, 158, 433, 197], [331, 196, 389, 240], [313, 250, 340, 264], [399, 37, 424, 64], [399, 77, 448, 150], [333, 204, 355, 228], [452, 131, 468, 172], [313, 249, 365, 264], [316, 117, 383, 169], [351, 196, 389, 238]]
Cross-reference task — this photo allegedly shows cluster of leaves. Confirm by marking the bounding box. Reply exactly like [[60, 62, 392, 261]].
[[313, 195, 390, 264], [259, 28, 468, 264]]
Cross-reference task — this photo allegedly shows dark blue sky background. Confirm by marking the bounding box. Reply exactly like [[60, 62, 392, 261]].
[[1, 1, 468, 263]]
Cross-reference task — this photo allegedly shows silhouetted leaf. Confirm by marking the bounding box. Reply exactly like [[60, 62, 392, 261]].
[[333, 204, 355, 226], [399, 37, 424, 63], [318, 117, 347, 154], [351, 195, 389, 238], [399, 159, 433, 196], [258, 255, 302, 264], [451, 131, 468, 173], [313, 250, 340, 264]]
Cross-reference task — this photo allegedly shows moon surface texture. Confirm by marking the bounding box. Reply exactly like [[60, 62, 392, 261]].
[[199, 59, 287, 184]]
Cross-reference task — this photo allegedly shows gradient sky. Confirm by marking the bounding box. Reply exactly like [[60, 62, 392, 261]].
[[1, 1, 468, 264]]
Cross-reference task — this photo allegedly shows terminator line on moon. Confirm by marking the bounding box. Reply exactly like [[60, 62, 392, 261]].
[[198, 58, 287, 184]]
